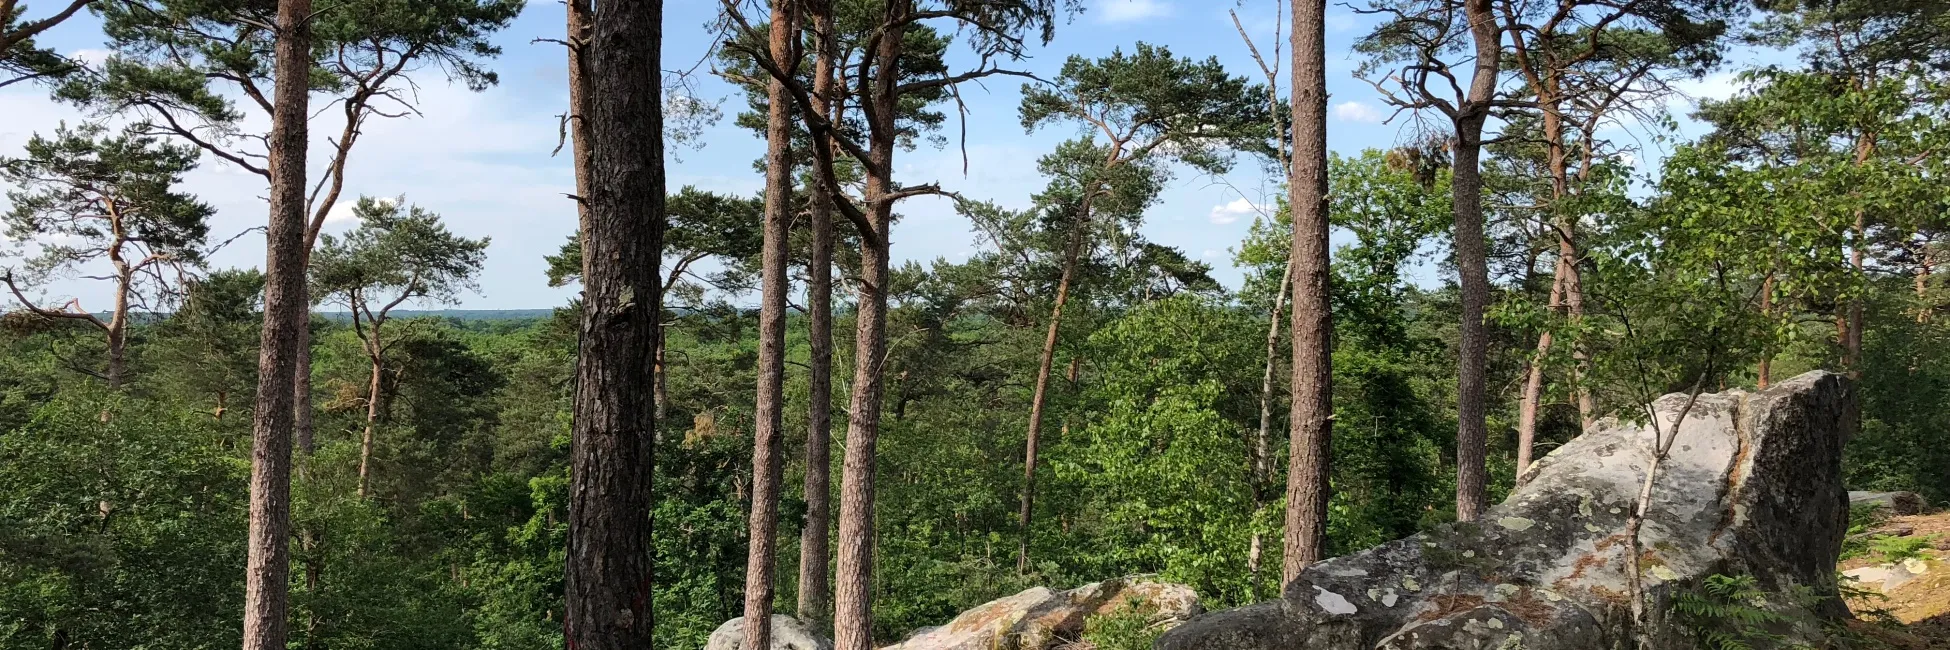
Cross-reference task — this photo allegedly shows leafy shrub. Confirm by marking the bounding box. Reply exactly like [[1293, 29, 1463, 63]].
[[1075, 599, 1163, 650], [1868, 535, 1937, 565], [1840, 505, 1888, 561], [1671, 574, 1813, 650]]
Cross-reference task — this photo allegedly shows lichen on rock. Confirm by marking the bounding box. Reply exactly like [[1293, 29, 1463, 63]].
[[1156, 371, 1855, 650]]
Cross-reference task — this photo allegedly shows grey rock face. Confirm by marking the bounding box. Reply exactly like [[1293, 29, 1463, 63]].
[[883, 576, 1201, 650], [1158, 371, 1854, 650], [706, 615, 833, 650]]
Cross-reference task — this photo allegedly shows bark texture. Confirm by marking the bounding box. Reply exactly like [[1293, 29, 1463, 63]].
[[742, 1, 797, 647], [567, 0, 594, 262], [833, 7, 903, 647], [565, 0, 664, 647], [1283, 0, 1333, 584], [797, 0, 839, 624], [241, 1, 310, 648], [1452, 0, 1501, 523]]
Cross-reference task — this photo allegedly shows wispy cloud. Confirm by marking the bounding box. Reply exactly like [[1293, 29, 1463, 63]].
[[1671, 72, 1744, 107], [1208, 198, 1262, 225], [1096, 0, 1172, 24], [1333, 100, 1384, 124]]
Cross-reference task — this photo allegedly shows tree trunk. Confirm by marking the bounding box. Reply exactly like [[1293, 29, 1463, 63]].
[[1284, 0, 1333, 582], [106, 270, 130, 391], [1251, 257, 1292, 596], [833, 8, 901, 647], [565, 0, 664, 647], [241, 1, 310, 648], [1452, 0, 1500, 524], [654, 332, 669, 423], [742, 2, 797, 647], [294, 328, 314, 455], [1758, 270, 1775, 388], [301, 528, 322, 650], [1918, 245, 1933, 323], [1017, 225, 1084, 575], [1515, 256, 1565, 480], [356, 351, 382, 499], [1515, 93, 1570, 466], [1846, 209, 1865, 375], [797, 0, 838, 624], [567, 0, 593, 253]]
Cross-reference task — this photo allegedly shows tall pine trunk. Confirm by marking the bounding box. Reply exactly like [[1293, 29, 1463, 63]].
[[742, 0, 796, 646], [293, 328, 313, 454], [834, 8, 902, 647], [1917, 245, 1933, 323], [1284, 0, 1333, 581], [356, 345, 383, 499], [567, 0, 594, 272], [1515, 257, 1564, 479], [1016, 225, 1084, 574], [797, 0, 839, 623], [241, 1, 311, 647], [1452, 0, 1501, 523], [565, 0, 664, 646], [106, 268, 130, 391], [1250, 258, 1292, 595], [1758, 269, 1775, 387]]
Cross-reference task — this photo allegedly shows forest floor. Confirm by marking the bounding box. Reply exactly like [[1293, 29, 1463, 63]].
[[1840, 510, 1950, 648]]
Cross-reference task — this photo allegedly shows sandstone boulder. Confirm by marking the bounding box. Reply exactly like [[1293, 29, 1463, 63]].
[[883, 576, 1200, 650], [707, 615, 833, 650], [1850, 490, 1930, 516], [1158, 371, 1854, 649]]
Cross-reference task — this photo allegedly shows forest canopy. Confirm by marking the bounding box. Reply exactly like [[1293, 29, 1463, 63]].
[[2, 0, 1949, 649]]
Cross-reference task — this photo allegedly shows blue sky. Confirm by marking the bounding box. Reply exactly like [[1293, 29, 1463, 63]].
[[0, 0, 1740, 311]]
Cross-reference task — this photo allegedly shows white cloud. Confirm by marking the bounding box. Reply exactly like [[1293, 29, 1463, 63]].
[[1208, 198, 1262, 225], [1672, 72, 1743, 108], [321, 196, 399, 225], [68, 49, 112, 66], [1333, 100, 1384, 124], [322, 200, 361, 224], [1096, 0, 1171, 24]]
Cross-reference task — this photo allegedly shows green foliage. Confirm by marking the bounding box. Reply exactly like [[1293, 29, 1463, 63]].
[[1867, 535, 1937, 565], [1841, 504, 1888, 561], [1019, 42, 1274, 174], [0, 391, 246, 649], [0, 122, 212, 314], [313, 196, 491, 312], [1671, 574, 1813, 650], [1078, 599, 1165, 650], [1049, 295, 1262, 600]]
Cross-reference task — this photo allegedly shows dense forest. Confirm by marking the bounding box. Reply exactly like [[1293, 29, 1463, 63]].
[[2, 0, 1949, 648]]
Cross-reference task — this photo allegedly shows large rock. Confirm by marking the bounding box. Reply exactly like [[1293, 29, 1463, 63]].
[[707, 615, 833, 650], [884, 576, 1201, 650], [1850, 490, 1930, 516], [1158, 371, 1855, 649]]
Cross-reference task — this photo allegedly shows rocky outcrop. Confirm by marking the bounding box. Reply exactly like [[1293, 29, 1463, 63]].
[[1850, 490, 1930, 516], [1158, 371, 1855, 650], [884, 576, 1200, 650], [706, 615, 832, 650]]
